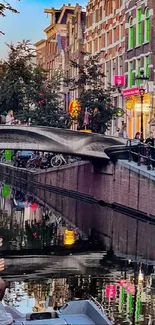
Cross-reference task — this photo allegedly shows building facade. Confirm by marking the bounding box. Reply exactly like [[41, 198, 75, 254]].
[[35, 4, 86, 111], [64, 4, 86, 108], [35, 5, 77, 72], [125, 0, 153, 139], [84, 0, 125, 135]]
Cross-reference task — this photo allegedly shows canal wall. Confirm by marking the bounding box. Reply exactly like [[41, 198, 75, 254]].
[[0, 160, 155, 216], [1, 162, 155, 260], [33, 161, 155, 216], [25, 191, 155, 262]]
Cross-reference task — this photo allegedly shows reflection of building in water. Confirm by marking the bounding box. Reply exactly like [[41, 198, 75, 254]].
[[67, 275, 104, 301], [27, 281, 52, 308], [24, 207, 42, 225], [49, 279, 69, 308], [0, 197, 12, 217], [4, 281, 35, 314]]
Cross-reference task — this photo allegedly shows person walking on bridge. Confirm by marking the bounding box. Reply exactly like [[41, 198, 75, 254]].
[[5, 110, 14, 125], [145, 132, 155, 169]]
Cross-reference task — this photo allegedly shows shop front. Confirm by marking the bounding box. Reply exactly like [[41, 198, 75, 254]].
[[125, 93, 152, 139]]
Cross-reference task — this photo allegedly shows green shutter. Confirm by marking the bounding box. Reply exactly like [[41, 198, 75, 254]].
[[138, 9, 142, 22], [138, 22, 142, 45], [129, 62, 133, 87], [146, 56, 150, 77], [146, 9, 149, 18], [130, 26, 134, 48], [137, 67, 141, 85], [137, 9, 142, 45], [146, 18, 150, 41]]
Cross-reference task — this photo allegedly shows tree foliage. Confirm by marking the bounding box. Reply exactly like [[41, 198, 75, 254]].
[[67, 52, 115, 133], [0, 40, 64, 127], [0, 0, 20, 35], [0, 1, 19, 16]]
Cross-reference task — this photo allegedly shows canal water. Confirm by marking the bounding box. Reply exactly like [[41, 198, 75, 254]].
[[0, 178, 155, 324]]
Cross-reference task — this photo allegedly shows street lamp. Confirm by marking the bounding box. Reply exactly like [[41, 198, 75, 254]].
[[135, 69, 149, 142]]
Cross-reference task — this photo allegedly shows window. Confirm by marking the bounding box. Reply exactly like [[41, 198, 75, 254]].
[[92, 12, 95, 24], [119, 56, 123, 75], [145, 56, 150, 77], [145, 8, 150, 42], [100, 7, 102, 21], [129, 62, 134, 87], [120, 24, 124, 39], [112, 59, 116, 81], [107, 31, 110, 46], [137, 8, 142, 45], [129, 17, 134, 49], [113, 28, 116, 42], [99, 36, 102, 50], [137, 58, 142, 85]]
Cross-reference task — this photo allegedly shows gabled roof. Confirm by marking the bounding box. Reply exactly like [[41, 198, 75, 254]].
[[34, 39, 46, 47]]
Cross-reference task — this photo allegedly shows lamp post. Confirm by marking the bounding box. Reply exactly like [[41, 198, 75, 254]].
[[135, 69, 149, 142]]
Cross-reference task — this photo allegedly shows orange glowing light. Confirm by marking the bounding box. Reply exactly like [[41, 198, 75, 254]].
[[64, 229, 75, 246], [69, 100, 81, 120]]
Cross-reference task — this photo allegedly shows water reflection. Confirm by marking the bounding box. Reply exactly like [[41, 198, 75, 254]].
[[1, 178, 155, 263], [1, 179, 155, 323], [3, 269, 155, 324], [0, 184, 87, 251]]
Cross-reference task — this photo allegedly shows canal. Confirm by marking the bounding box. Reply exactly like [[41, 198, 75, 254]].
[[0, 176, 155, 324]]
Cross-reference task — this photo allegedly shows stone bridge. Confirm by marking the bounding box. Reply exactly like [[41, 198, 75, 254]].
[[0, 126, 126, 159]]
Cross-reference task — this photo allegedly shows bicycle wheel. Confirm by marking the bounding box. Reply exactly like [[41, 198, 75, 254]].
[[26, 162, 36, 170], [51, 156, 62, 167]]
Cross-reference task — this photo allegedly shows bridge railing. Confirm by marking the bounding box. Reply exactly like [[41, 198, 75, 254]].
[[127, 139, 155, 171]]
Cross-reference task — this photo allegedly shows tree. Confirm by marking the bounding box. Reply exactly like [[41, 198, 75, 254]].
[[0, 1, 19, 16], [0, 0, 19, 34], [67, 52, 115, 133], [0, 40, 63, 126]]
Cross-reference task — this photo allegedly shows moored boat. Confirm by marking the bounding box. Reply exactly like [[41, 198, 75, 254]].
[[1, 298, 112, 325]]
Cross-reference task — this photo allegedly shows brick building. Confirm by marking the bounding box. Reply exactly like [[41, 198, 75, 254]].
[[35, 4, 85, 110], [65, 4, 86, 107], [35, 4, 76, 73], [84, 0, 125, 135], [124, 0, 153, 139]]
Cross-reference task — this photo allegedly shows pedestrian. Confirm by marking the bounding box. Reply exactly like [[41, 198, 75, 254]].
[[134, 132, 141, 140], [5, 110, 14, 125], [145, 132, 155, 169], [145, 132, 154, 147]]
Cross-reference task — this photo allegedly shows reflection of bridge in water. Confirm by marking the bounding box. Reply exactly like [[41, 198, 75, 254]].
[[0, 126, 126, 159], [1, 177, 155, 264], [0, 184, 101, 256]]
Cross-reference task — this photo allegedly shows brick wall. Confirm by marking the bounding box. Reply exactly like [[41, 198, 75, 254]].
[[1, 161, 155, 260], [33, 161, 155, 216], [33, 189, 155, 261]]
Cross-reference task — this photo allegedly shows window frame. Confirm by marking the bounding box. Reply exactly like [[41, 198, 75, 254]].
[[145, 8, 150, 42], [137, 8, 143, 46], [129, 17, 134, 49]]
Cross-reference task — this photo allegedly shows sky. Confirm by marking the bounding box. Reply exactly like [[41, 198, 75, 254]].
[[0, 0, 83, 59]]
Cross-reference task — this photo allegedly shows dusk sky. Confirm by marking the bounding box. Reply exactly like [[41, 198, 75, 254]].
[[0, 0, 83, 59]]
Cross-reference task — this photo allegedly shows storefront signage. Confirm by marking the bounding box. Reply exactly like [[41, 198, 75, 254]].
[[114, 75, 125, 86], [123, 87, 139, 97]]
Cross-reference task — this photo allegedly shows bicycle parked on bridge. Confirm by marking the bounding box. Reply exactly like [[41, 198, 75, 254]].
[[51, 154, 67, 168], [26, 153, 52, 170]]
